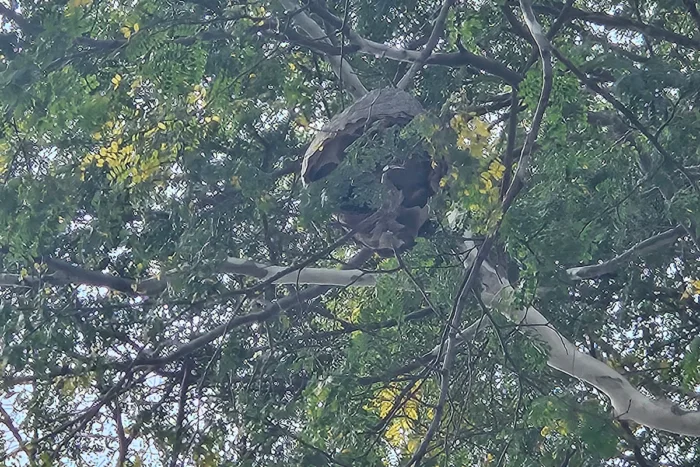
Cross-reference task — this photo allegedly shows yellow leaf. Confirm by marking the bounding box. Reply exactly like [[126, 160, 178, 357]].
[[157, 122, 166, 130], [295, 114, 309, 127], [111, 74, 122, 89], [541, 426, 550, 436], [556, 420, 569, 435], [488, 160, 505, 180], [211, 115, 221, 122], [133, 23, 139, 33], [385, 421, 404, 446], [69, 0, 93, 7], [404, 403, 418, 421], [289, 62, 297, 71], [120, 26, 131, 39]]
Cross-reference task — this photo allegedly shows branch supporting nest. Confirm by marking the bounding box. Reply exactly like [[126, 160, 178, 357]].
[[396, 0, 454, 90], [279, 0, 368, 99]]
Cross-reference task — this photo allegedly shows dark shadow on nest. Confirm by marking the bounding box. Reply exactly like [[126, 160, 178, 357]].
[[301, 88, 447, 256]]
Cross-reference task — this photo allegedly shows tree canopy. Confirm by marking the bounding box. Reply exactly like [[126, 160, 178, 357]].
[[1, 0, 700, 465]]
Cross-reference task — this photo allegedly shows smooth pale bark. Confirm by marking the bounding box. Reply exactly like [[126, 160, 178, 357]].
[[218, 258, 376, 287], [5, 250, 699, 435], [0, 258, 376, 296], [306, 1, 521, 86], [463, 235, 700, 437], [278, 0, 368, 100], [567, 226, 684, 280]]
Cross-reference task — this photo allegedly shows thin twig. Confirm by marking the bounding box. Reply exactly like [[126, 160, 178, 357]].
[[0, 405, 35, 465], [406, 3, 554, 464], [502, 0, 553, 208]]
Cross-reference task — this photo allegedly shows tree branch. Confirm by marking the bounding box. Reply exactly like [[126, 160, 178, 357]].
[[502, 0, 553, 206], [0, 3, 38, 34], [533, 2, 700, 50], [396, 0, 454, 90], [0, 405, 34, 465], [279, 0, 368, 99], [566, 225, 685, 280], [307, 0, 522, 86], [136, 248, 374, 366], [218, 257, 377, 287], [467, 236, 700, 437]]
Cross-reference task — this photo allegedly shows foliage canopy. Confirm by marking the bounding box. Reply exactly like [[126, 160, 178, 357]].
[[1, 0, 700, 465]]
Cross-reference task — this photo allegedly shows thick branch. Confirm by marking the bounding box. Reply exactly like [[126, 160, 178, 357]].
[[502, 0, 553, 205], [307, 1, 522, 86], [534, 2, 700, 50], [44, 258, 139, 294], [0, 3, 38, 34], [279, 0, 368, 99], [218, 257, 377, 286], [136, 248, 374, 366], [0, 254, 378, 296], [567, 225, 684, 280], [466, 236, 700, 437], [396, 0, 454, 90]]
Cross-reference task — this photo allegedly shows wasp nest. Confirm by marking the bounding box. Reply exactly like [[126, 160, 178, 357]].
[[302, 88, 446, 256]]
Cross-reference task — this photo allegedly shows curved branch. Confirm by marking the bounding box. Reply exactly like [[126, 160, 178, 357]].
[[279, 0, 368, 99], [307, 0, 522, 86], [534, 2, 700, 50], [218, 257, 377, 286], [466, 236, 700, 437], [567, 225, 684, 280], [396, 0, 454, 90]]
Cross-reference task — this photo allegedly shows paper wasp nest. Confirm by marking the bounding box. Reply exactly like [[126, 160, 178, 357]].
[[302, 88, 446, 255]]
